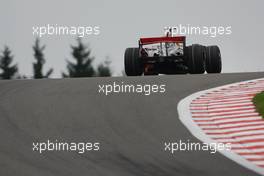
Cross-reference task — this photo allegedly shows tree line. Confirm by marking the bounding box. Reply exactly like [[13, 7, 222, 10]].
[[0, 38, 111, 79]]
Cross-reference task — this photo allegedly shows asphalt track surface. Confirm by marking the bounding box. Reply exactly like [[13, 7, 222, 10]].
[[1, 72, 264, 176]]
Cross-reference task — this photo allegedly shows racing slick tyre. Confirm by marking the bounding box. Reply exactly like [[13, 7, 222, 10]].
[[205, 45, 222, 73], [186, 44, 206, 74], [124, 48, 143, 76]]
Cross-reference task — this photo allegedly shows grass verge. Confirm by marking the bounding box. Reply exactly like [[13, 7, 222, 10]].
[[253, 92, 264, 118]]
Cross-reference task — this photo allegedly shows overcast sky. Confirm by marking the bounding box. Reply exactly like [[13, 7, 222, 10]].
[[0, 0, 263, 78]]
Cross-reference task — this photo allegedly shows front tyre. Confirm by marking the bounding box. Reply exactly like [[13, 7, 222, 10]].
[[124, 48, 143, 76], [205, 45, 222, 73]]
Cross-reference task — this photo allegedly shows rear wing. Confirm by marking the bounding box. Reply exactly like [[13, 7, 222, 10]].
[[139, 36, 186, 45]]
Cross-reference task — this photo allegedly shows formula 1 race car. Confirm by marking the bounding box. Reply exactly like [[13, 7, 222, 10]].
[[124, 35, 221, 76]]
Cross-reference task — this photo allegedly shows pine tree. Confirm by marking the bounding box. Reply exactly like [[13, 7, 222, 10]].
[[33, 38, 53, 78], [97, 58, 111, 77], [63, 38, 95, 78], [0, 46, 18, 79]]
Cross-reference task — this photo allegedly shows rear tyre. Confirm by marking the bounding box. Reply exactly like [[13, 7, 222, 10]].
[[186, 44, 205, 74], [205, 45, 222, 73], [124, 48, 143, 76]]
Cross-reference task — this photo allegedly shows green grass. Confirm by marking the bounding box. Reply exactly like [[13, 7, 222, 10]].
[[253, 92, 264, 118]]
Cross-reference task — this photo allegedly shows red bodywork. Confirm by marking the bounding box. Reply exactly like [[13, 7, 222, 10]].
[[139, 36, 185, 45], [138, 36, 186, 74]]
